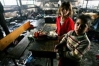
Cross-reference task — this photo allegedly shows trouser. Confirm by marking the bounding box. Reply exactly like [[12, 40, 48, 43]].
[[0, 28, 3, 39], [0, 13, 10, 39]]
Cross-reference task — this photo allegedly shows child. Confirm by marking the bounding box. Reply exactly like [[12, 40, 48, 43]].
[[55, 1, 74, 36], [55, 14, 92, 66]]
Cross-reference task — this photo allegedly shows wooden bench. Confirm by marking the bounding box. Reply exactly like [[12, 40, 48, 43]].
[[0, 21, 32, 66]]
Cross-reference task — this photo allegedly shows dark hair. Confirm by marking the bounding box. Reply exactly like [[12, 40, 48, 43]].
[[76, 14, 92, 27], [57, 1, 73, 16], [61, 1, 71, 10]]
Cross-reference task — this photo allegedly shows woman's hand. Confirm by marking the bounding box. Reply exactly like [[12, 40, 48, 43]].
[[54, 44, 63, 52], [54, 45, 59, 52]]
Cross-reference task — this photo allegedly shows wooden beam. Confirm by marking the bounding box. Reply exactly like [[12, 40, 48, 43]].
[[0, 21, 31, 51]]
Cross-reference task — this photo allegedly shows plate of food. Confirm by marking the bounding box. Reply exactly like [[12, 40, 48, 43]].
[[33, 31, 48, 41], [47, 31, 58, 39]]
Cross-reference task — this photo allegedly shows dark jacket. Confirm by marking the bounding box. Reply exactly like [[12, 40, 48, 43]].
[[0, 2, 4, 13]]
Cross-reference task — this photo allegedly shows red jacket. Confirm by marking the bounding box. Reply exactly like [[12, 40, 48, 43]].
[[56, 16, 74, 36]]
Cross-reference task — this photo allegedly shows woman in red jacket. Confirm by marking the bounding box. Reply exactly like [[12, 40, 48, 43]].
[[56, 1, 74, 36]]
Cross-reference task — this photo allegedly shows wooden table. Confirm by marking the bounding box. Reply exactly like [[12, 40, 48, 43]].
[[27, 23, 59, 66], [28, 39, 59, 66]]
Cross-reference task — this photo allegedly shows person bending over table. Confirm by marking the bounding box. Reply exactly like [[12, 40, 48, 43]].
[[0, 2, 10, 39]]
